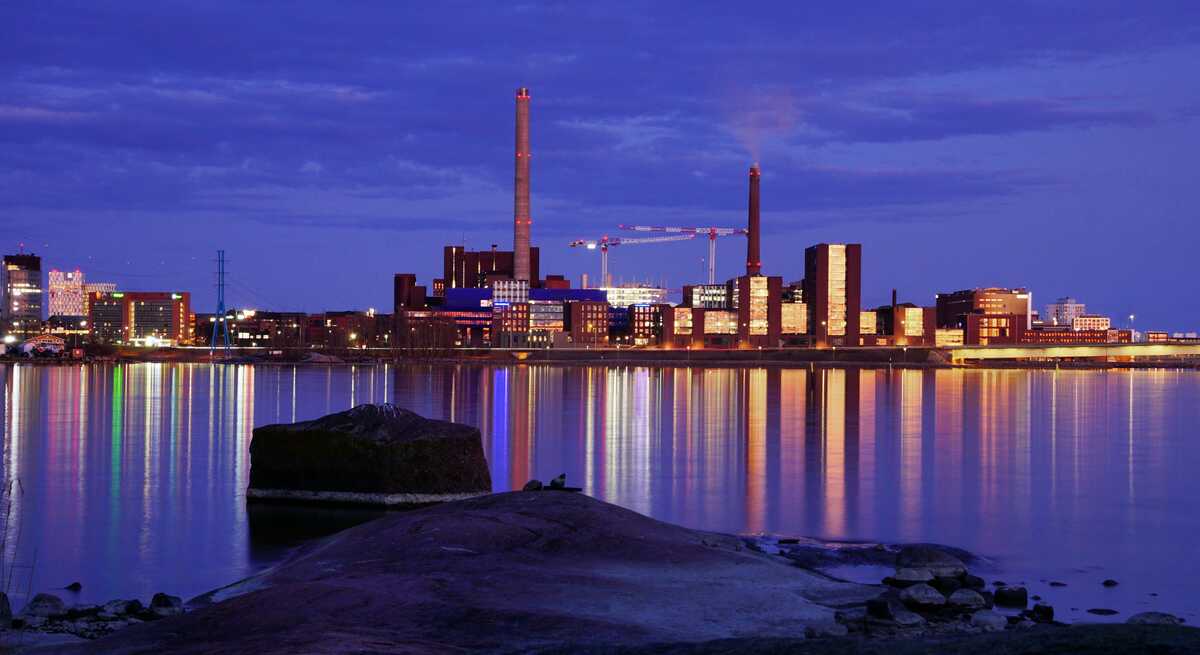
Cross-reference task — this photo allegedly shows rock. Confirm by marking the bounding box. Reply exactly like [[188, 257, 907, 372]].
[[1102, 579, 1119, 587], [947, 588, 987, 610], [994, 586, 1029, 608], [1031, 603, 1055, 623], [980, 590, 995, 608], [21, 593, 66, 618], [102, 599, 143, 616], [522, 479, 543, 491], [805, 622, 849, 638], [1014, 618, 1037, 629], [150, 593, 183, 617], [971, 609, 1008, 632], [931, 575, 962, 595], [64, 582, 82, 592], [1049, 581, 1067, 587], [548, 474, 566, 489], [962, 574, 986, 590], [899, 583, 946, 609], [1087, 608, 1119, 616], [834, 607, 867, 627], [866, 597, 893, 620], [0, 592, 10, 625], [247, 404, 492, 506], [1127, 611, 1184, 625], [896, 545, 966, 578], [883, 567, 933, 588]]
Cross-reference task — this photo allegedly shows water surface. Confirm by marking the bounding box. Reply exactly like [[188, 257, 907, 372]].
[[2, 362, 1197, 622]]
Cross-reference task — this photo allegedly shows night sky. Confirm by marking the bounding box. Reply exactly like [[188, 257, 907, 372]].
[[4, 3, 1199, 330]]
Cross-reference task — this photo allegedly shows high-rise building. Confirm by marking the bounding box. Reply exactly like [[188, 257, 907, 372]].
[[1045, 297, 1087, 326], [48, 269, 86, 318], [2, 253, 43, 338], [802, 243, 862, 346], [87, 291, 192, 346]]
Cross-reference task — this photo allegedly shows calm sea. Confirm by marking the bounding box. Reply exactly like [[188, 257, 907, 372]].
[[2, 362, 1197, 621]]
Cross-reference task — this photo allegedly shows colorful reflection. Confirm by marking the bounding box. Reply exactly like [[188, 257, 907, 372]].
[[1, 364, 1198, 617]]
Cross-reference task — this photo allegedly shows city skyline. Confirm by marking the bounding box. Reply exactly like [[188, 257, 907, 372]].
[[3, 4, 1200, 329]]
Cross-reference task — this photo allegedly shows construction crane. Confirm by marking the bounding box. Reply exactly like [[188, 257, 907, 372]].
[[619, 225, 748, 284], [568, 234, 695, 288]]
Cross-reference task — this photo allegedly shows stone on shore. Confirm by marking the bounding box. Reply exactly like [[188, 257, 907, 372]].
[[899, 583, 946, 610], [21, 593, 66, 618], [1128, 611, 1185, 625], [895, 545, 967, 578], [994, 586, 1029, 608], [65, 492, 877, 653], [971, 609, 1008, 632], [247, 404, 492, 506], [947, 588, 986, 611], [884, 568, 933, 588], [150, 593, 183, 617]]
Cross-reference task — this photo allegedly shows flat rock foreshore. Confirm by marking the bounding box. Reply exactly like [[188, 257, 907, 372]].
[[42, 491, 1200, 654]]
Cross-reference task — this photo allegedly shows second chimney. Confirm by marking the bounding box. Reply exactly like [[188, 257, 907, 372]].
[[746, 164, 761, 276]]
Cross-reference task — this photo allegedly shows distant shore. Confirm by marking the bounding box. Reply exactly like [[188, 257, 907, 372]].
[[4, 345, 1199, 370]]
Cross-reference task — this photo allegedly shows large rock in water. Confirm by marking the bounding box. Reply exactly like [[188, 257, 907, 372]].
[[247, 404, 491, 506]]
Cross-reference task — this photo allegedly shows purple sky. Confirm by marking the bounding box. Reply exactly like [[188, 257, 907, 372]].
[[4, 3, 1199, 330]]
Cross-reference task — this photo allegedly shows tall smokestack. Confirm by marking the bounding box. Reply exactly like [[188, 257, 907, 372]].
[[746, 163, 761, 276], [514, 87, 532, 282]]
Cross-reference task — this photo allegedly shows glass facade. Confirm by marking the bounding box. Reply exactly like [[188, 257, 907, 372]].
[[704, 310, 737, 335], [782, 303, 807, 335]]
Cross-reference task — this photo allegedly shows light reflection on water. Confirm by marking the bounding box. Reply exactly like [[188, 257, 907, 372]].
[[1, 363, 1198, 621]]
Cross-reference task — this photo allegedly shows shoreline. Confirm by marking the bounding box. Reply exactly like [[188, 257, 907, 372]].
[[26, 492, 1197, 653]]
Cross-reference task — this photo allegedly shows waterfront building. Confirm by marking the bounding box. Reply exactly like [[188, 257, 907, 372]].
[[802, 243, 862, 347], [2, 253, 43, 338], [730, 274, 781, 348], [1072, 314, 1111, 332], [443, 245, 540, 290], [1045, 296, 1087, 327], [936, 287, 1031, 329], [682, 284, 729, 309], [860, 310, 877, 336], [48, 269, 86, 318], [193, 309, 307, 348], [491, 301, 531, 347], [628, 304, 665, 346], [86, 291, 191, 346], [603, 285, 667, 308], [567, 301, 609, 345], [782, 302, 808, 336]]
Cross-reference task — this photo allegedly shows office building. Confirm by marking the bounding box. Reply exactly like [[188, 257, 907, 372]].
[[567, 301, 609, 345], [87, 291, 191, 345], [802, 243, 862, 346], [1072, 314, 1111, 332], [603, 285, 667, 308], [3, 253, 44, 339], [1045, 297, 1087, 327], [937, 287, 1031, 329]]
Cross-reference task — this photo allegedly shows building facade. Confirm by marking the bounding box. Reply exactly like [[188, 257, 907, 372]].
[[2, 253, 43, 338], [802, 243, 862, 346], [1072, 314, 1111, 332], [87, 291, 192, 345], [48, 269, 86, 318], [1045, 297, 1086, 327], [937, 287, 1031, 329]]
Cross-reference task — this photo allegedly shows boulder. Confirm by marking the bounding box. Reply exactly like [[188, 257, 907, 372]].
[[1030, 603, 1055, 623], [962, 573, 986, 590], [867, 599, 926, 628], [102, 599, 143, 616], [548, 474, 566, 489], [150, 593, 183, 617], [931, 575, 962, 595], [247, 404, 492, 506], [994, 585, 1028, 608], [522, 479, 543, 491], [971, 609, 1007, 632], [1127, 611, 1184, 625], [895, 545, 967, 578], [21, 593, 66, 618], [64, 582, 82, 592], [883, 567, 933, 588], [947, 588, 986, 610], [899, 583, 946, 609]]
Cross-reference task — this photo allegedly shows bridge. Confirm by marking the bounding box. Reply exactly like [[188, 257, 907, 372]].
[[947, 342, 1200, 364]]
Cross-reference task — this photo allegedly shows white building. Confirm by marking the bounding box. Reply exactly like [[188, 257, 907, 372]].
[[1045, 297, 1087, 327], [603, 285, 667, 308], [1072, 314, 1111, 332], [48, 269, 86, 317]]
